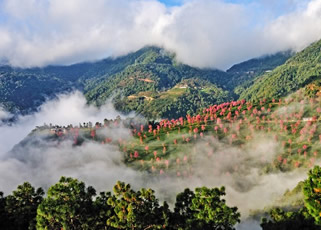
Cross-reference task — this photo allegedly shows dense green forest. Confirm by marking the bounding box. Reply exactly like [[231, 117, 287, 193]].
[[4, 37, 321, 119], [0, 48, 144, 114], [227, 51, 293, 97], [0, 45, 291, 118], [241, 39, 321, 101]]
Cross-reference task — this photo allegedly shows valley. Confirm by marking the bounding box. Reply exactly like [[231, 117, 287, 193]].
[[1, 30, 321, 230]]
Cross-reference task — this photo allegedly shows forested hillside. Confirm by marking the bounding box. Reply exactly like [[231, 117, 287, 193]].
[[0, 49, 144, 114], [0, 46, 292, 119], [241, 39, 321, 101], [84, 47, 232, 119], [227, 51, 293, 97]]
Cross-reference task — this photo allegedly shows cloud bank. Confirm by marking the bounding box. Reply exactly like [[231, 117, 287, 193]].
[[0, 91, 125, 156], [0, 0, 320, 69]]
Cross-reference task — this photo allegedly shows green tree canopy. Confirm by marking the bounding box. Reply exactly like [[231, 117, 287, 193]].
[[36, 177, 97, 230], [173, 186, 240, 230], [303, 165, 321, 225], [261, 207, 319, 230], [107, 181, 170, 229], [4, 182, 44, 230]]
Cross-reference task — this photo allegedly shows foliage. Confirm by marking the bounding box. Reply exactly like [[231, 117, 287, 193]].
[[261, 207, 319, 230], [114, 86, 231, 119], [0, 46, 147, 114], [0, 192, 6, 229], [107, 181, 170, 229], [36, 177, 97, 230], [26, 87, 321, 178], [0, 71, 74, 114], [173, 187, 240, 230], [304, 79, 321, 98], [0, 45, 291, 119], [0, 178, 241, 230], [94, 191, 116, 230], [227, 51, 292, 96], [2, 182, 44, 230], [303, 166, 321, 225], [227, 51, 292, 76], [241, 39, 321, 101], [84, 47, 232, 119]]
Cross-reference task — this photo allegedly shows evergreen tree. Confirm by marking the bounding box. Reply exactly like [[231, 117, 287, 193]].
[[4, 182, 44, 230], [303, 165, 321, 225], [36, 177, 96, 230]]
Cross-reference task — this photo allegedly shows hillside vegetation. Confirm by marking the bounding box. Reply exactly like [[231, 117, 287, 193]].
[[0, 46, 292, 119], [241, 39, 321, 101]]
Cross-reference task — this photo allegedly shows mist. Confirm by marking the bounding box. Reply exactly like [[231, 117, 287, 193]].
[[0, 0, 321, 69], [0, 107, 12, 124], [0, 91, 310, 230], [0, 91, 127, 155]]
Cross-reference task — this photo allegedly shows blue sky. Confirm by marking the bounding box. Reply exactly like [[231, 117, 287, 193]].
[[158, 0, 183, 6], [158, 0, 310, 18], [159, 0, 263, 6]]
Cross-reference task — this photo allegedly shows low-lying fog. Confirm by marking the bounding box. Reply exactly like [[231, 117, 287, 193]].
[[0, 91, 307, 230]]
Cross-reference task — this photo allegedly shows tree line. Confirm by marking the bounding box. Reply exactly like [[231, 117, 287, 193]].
[[0, 177, 240, 230], [2, 166, 321, 229]]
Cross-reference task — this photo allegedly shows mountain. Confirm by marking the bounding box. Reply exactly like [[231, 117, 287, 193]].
[[84, 47, 232, 119], [83, 47, 292, 119], [0, 46, 292, 119], [0, 50, 145, 114], [241, 39, 321, 101], [226, 51, 293, 96], [0, 67, 75, 114], [0, 47, 233, 119]]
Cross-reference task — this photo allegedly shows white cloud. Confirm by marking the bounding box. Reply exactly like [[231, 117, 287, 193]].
[[0, 0, 320, 69], [0, 107, 12, 121], [264, 0, 321, 52], [0, 91, 126, 155]]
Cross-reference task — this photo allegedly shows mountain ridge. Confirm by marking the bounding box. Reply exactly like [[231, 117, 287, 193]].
[[0, 45, 293, 118], [241, 39, 321, 101]]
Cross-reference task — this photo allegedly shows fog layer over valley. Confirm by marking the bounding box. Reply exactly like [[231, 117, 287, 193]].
[[0, 91, 137, 191], [0, 91, 309, 230]]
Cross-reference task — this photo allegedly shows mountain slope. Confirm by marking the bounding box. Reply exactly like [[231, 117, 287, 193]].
[[84, 47, 232, 119], [0, 69, 74, 114], [241, 39, 321, 101], [226, 51, 293, 96], [0, 48, 153, 114], [0, 46, 292, 118]]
